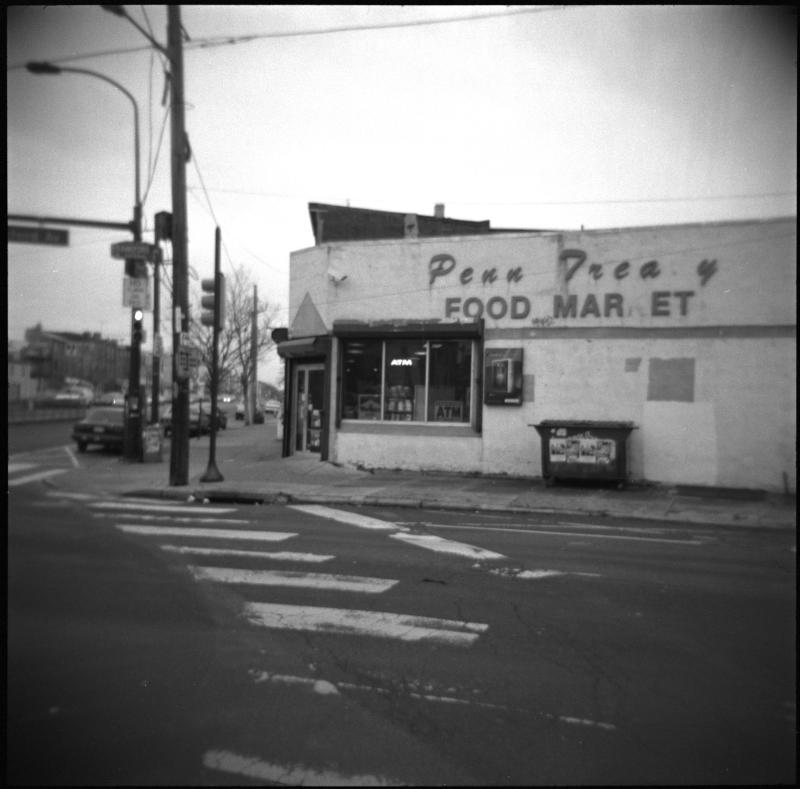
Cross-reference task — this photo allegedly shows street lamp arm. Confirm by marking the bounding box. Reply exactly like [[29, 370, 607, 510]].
[[26, 62, 141, 228]]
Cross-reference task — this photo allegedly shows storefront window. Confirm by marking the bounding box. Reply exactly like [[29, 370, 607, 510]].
[[341, 339, 472, 424], [428, 340, 471, 423], [341, 340, 382, 420], [384, 339, 426, 420]]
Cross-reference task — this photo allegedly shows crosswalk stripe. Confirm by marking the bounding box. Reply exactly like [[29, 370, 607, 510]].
[[8, 462, 37, 473], [289, 504, 403, 531], [160, 545, 333, 562], [190, 566, 398, 593], [47, 491, 97, 501], [8, 469, 69, 487], [115, 525, 296, 541], [94, 512, 253, 525], [203, 750, 400, 787], [243, 602, 488, 646], [91, 501, 237, 514], [390, 531, 505, 560]]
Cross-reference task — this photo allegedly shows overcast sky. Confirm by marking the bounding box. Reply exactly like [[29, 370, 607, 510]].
[[7, 5, 797, 384]]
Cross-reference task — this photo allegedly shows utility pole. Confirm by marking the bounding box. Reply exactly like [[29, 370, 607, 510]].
[[251, 285, 258, 421], [168, 5, 190, 486]]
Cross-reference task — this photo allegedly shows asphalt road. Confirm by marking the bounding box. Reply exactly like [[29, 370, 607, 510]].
[[7, 477, 795, 785]]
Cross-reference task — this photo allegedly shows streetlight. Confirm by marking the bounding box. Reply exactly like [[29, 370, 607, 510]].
[[27, 60, 144, 460], [26, 61, 141, 240]]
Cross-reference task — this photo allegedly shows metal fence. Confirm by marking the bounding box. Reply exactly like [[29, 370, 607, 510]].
[[8, 401, 88, 425]]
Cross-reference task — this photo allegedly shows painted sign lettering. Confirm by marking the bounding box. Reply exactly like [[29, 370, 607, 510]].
[[431, 247, 719, 322]]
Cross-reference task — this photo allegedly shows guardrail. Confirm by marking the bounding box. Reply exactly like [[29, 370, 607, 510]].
[[8, 404, 88, 425]]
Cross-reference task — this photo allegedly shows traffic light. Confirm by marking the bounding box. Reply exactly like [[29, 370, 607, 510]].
[[155, 211, 172, 242], [201, 273, 226, 330], [133, 308, 144, 343]]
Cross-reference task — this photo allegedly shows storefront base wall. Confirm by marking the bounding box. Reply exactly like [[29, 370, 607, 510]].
[[334, 429, 483, 474], [518, 335, 796, 493], [328, 333, 795, 493]]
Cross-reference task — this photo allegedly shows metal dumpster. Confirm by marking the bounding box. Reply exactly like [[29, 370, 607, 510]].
[[534, 420, 635, 487]]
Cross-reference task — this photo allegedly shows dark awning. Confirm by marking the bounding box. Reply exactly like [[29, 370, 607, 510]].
[[333, 319, 483, 339], [276, 336, 330, 359]]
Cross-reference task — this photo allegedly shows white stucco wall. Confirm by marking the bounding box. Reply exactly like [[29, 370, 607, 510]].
[[287, 217, 796, 491], [336, 427, 483, 474]]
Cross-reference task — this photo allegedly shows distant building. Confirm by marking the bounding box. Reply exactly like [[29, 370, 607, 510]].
[[8, 341, 37, 401], [22, 324, 131, 393], [307, 201, 538, 245], [18, 324, 173, 400], [277, 204, 796, 493]]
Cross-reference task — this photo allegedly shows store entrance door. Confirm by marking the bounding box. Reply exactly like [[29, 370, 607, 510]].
[[292, 364, 325, 454]]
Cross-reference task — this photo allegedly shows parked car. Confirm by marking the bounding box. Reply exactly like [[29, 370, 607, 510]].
[[262, 399, 282, 417], [160, 402, 209, 437], [50, 388, 92, 407], [95, 391, 126, 406], [234, 400, 263, 423], [72, 406, 125, 453], [199, 403, 227, 431]]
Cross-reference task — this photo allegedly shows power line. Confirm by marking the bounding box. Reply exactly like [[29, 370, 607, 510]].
[[186, 185, 796, 207], [448, 191, 797, 207], [7, 6, 569, 70], [186, 6, 569, 50]]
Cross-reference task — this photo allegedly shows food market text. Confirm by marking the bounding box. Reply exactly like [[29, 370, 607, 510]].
[[429, 249, 719, 322]]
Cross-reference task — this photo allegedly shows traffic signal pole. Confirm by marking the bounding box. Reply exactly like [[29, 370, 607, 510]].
[[168, 4, 191, 486], [123, 166, 144, 461]]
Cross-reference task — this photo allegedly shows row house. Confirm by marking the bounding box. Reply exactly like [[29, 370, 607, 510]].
[[23, 324, 130, 392]]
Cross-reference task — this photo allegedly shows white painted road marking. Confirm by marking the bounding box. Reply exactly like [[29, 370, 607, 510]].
[[425, 521, 708, 545], [94, 512, 253, 525], [191, 566, 398, 594], [160, 545, 333, 562], [291, 505, 510, 559], [8, 468, 69, 487], [243, 602, 488, 646], [115, 525, 296, 541], [203, 750, 401, 786], [390, 531, 505, 560], [91, 501, 237, 514], [290, 504, 405, 531], [8, 462, 37, 473], [46, 491, 96, 501], [248, 670, 617, 730]]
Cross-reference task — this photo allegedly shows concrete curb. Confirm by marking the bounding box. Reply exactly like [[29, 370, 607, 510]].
[[119, 485, 796, 531]]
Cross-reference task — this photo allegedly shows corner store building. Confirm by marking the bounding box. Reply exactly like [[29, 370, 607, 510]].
[[277, 207, 795, 493]]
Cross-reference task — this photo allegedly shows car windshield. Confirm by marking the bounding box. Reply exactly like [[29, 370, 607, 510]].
[[85, 407, 123, 422]]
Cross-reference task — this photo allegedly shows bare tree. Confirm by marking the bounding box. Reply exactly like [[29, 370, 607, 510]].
[[190, 263, 280, 424]]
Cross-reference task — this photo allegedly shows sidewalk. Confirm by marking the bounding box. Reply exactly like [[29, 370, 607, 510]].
[[68, 420, 797, 532]]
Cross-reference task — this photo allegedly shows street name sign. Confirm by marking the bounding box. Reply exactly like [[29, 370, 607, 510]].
[[9, 225, 69, 246], [110, 240, 161, 262]]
